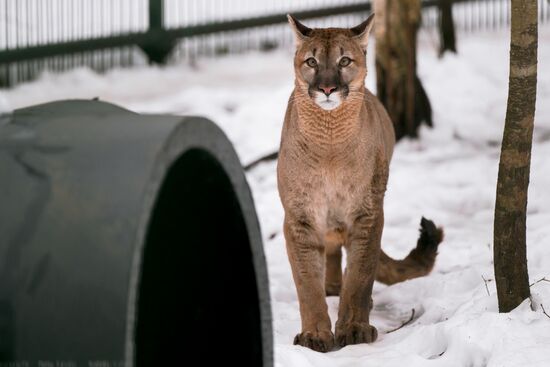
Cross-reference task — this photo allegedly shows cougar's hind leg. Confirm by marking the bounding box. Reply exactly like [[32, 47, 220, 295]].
[[335, 212, 382, 347], [325, 230, 344, 296]]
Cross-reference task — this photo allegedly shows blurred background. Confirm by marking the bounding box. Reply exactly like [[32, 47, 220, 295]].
[[1, 2, 550, 366], [0, 0, 548, 87]]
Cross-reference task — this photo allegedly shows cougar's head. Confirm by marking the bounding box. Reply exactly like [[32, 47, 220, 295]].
[[288, 14, 374, 111]]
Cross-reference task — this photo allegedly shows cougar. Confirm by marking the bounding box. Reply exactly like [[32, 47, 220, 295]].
[[276, 14, 444, 352]]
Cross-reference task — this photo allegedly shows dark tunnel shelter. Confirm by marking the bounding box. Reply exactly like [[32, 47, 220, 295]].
[[0, 100, 272, 367], [137, 149, 262, 366]]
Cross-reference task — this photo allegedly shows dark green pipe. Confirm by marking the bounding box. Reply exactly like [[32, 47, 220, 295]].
[[0, 100, 272, 367]]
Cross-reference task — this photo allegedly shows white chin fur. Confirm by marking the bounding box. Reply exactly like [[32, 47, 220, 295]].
[[314, 92, 342, 111]]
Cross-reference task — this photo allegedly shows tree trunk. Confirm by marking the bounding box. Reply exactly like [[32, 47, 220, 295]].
[[494, 0, 537, 313], [438, 0, 457, 56], [373, 0, 432, 141]]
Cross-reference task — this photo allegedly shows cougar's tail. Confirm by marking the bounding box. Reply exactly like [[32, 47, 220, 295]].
[[376, 217, 444, 285]]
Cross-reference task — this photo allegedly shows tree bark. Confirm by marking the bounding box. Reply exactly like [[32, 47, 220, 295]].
[[373, 0, 432, 141], [438, 0, 457, 56], [494, 0, 537, 313]]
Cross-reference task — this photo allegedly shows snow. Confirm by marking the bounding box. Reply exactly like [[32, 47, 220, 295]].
[[0, 94, 11, 115], [2, 27, 550, 366]]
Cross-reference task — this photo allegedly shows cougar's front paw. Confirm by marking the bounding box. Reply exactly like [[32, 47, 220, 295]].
[[335, 322, 377, 347], [293, 330, 334, 353]]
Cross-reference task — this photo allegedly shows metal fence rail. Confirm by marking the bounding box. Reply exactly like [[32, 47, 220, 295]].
[[0, 0, 549, 88]]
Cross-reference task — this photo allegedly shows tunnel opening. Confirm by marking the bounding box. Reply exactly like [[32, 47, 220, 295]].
[[135, 148, 263, 366]]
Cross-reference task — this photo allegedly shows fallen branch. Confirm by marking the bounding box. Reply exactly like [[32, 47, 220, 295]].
[[529, 277, 550, 287], [386, 308, 415, 334], [541, 304, 550, 319], [481, 275, 491, 296], [244, 151, 279, 171]]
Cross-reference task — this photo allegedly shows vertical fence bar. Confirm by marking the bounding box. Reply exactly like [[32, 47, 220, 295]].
[[3, 0, 7, 50], [149, 0, 163, 30], [141, 0, 174, 64]]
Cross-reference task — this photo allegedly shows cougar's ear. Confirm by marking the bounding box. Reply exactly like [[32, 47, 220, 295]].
[[287, 14, 312, 47], [350, 13, 375, 52]]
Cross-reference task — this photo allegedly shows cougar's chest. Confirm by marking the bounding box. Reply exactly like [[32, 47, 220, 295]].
[[310, 162, 366, 234]]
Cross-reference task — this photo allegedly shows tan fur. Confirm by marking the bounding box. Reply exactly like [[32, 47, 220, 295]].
[[277, 15, 442, 352]]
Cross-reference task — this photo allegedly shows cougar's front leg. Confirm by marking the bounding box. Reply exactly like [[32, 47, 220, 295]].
[[284, 216, 334, 353], [335, 211, 383, 347]]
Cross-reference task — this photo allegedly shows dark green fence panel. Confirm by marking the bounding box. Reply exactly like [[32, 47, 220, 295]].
[[1, 0, 549, 87]]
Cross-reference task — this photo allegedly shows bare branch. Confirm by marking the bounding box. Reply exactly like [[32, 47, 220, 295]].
[[529, 277, 550, 287], [481, 275, 491, 296], [540, 304, 550, 319], [386, 309, 415, 333], [244, 151, 278, 171]]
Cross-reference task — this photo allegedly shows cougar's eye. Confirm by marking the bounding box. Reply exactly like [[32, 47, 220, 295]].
[[339, 57, 351, 67], [306, 58, 317, 67]]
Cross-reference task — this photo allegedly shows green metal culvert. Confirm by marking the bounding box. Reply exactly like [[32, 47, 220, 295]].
[[0, 100, 272, 367]]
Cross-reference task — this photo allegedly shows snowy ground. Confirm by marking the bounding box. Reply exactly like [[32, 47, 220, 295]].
[[2, 27, 550, 366]]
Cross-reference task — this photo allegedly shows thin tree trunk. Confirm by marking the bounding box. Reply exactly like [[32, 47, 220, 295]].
[[373, 0, 432, 141], [438, 0, 457, 56], [494, 0, 537, 313]]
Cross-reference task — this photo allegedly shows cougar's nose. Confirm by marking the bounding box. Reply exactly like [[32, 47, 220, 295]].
[[319, 85, 337, 96]]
